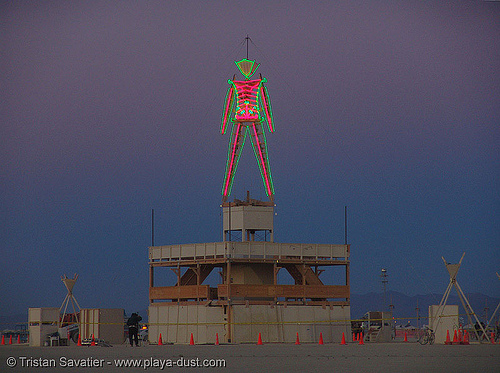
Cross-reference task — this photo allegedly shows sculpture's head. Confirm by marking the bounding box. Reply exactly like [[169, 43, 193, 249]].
[[235, 59, 260, 79]]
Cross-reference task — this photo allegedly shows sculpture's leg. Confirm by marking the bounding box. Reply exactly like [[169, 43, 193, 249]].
[[222, 123, 247, 202], [249, 121, 274, 202]]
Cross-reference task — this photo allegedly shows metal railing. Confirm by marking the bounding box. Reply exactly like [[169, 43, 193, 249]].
[[149, 242, 349, 262]]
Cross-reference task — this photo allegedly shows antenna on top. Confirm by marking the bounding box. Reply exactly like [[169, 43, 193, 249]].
[[245, 34, 250, 59]]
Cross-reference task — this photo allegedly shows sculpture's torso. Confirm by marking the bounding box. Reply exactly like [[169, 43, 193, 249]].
[[232, 79, 262, 122]]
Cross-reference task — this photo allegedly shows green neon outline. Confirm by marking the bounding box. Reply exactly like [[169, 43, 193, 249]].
[[261, 85, 274, 132], [222, 122, 239, 195], [249, 123, 274, 197], [226, 127, 247, 196], [222, 123, 248, 197], [221, 85, 235, 134], [221, 63, 275, 201], [260, 125, 275, 194], [229, 79, 264, 121], [235, 59, 260, 79], [250, 130, 269, 197]]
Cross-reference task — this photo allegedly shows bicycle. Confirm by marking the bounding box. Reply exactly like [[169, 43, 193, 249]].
[[418, 327, 435, 345]]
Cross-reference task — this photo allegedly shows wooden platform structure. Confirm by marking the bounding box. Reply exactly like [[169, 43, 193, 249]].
[[149, 241, 350, 306], [148, 197, 351, 344]]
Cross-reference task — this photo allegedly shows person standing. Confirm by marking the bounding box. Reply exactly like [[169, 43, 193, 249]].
[[127, 312, 142, 346]]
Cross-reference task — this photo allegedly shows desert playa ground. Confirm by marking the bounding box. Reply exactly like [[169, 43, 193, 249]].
[[1, 342, 499, 372]]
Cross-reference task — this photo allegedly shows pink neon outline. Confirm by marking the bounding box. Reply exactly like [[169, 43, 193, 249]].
[[252, 124, 272, 197], [221, 88, 233, 134], [260, 86, 274, 132], [223, 124, 242, 197], [233, 80, 261, 121]]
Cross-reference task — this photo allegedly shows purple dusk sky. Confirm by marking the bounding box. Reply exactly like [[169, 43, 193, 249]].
[[1, 1, 498, 316]]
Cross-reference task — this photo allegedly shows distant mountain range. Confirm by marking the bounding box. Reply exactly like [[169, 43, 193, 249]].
[[350, 291, 499, 326], [2, 292, 498, 330]]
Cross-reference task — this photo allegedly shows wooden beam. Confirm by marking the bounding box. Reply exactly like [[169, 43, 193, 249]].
[[217, 284, 349, 299], [284, 264, 324, 285], [301, 265, 323, 285], [149, 285, 210, 300], [177, 264, 216, 286]]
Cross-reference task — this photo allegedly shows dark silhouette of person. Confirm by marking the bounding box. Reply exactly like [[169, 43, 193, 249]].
[[127, 312, 142, 346]]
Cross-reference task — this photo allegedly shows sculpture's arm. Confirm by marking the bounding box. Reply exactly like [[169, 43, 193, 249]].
[[221, 84, 235, 135], [259, 83, 274, 133]]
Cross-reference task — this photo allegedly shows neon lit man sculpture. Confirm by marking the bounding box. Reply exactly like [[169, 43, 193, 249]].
[[221, 58, 275, 203]]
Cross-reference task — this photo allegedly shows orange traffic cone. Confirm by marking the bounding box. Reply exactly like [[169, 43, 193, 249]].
[[1, 335, 4, 345], [318, 332, 324, 345], [9, 335, 12, 345], [295, 332, 300, 345], [458, 330, 462, 343], [359, 333, 364, 345], [404, 332, 408, 342], [77, 334, 82, 346], [463, 330, 469, 345], [353, 332, 356, 341], [158, 333, 163, 346], [452, 330, 458, 343], [17, 335, 20, 344], [257, 333, 263, 345], [215, 333, 219, 345], [341, 332, 346, 345], [445, 330, 451, 345], [491, 332, 496, 344], [90, 334, 96, 346], [189, 333, 194, 345]]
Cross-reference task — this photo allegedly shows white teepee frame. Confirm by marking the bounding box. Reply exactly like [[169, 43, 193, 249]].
[[59, 274, 81, 327], [431, 252, 490, 343], [486, 273, 500, 328]]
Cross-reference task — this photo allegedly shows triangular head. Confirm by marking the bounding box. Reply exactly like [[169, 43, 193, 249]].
[[235, 59, 260, 79]]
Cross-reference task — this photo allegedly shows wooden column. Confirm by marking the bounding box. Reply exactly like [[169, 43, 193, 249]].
[[302, 264, 306, 303], [149, 266, 154, 303], [195, 264, 201, 302], [171, 268, 181, 303], [346, 263, 350, 302], [226, 260, 232, 342], [274, 263, 281, 303]]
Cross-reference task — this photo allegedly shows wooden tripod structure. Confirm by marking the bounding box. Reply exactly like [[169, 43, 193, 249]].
[[431, 253, 490, 343], [59, 274, 81, 327]]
